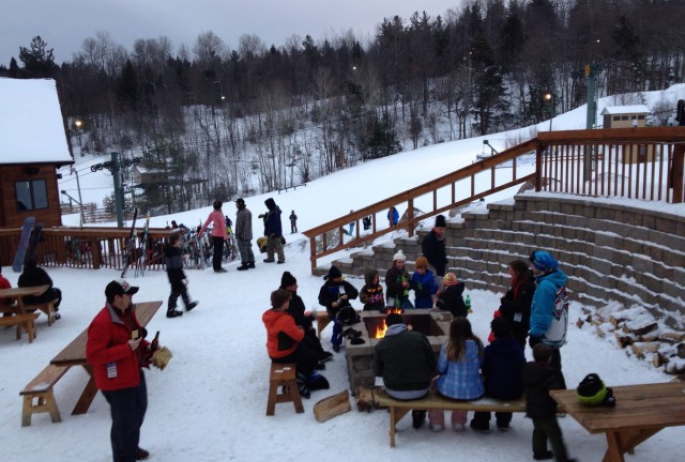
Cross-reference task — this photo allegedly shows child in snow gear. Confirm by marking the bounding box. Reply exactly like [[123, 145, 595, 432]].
[[360, 268, 385, 311], [411, 256, 439, 309], [280, 271, 333, 367], [318, 266, 359, 352], [471, 317, 525, 432], [385, 250, 413, 309], [263, 289, 328, 399], [165, 232, 198, 318], [289, 210, 298, 233], [435, 273, 467, 317], [523, 343, 576, 462], [428, 317, 485, 432]]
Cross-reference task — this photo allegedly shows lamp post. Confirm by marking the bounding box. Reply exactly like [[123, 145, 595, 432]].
[[74, 118, 83, 152], [544, 93, 554, 131]]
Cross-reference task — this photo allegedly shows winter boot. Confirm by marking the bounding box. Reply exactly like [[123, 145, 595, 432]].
[[412, 410, 427, 429], [296, 372, 311, 399], [307, 372, 330, 391], [247, 261, 256, 269], [166, 309, 183, 318], [237, 263, 250, 271], [186, 301, 198, 312], [319, 351, 334, 363]]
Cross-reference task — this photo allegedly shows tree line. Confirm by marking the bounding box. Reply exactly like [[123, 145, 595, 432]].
[[2, 0, 684, 214]]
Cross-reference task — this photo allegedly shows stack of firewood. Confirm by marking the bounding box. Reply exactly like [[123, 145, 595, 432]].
[[577, 305, 685, 375]]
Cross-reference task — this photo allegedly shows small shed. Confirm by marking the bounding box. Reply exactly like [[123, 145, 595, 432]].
[[0, 78, 73, 228], [601, 105, 653, 163]]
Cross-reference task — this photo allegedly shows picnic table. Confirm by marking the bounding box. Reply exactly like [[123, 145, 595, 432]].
[[0, 285, 50, 342], [50, 301, 162, 415], [0, 285, 49, 313], [550, 382, 685, 462]]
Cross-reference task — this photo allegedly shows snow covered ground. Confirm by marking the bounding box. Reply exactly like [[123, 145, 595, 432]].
[[2, 85, 684, 461]]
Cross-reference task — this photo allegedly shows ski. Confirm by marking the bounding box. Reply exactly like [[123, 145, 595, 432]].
[[27, 222, 44, 262], [120, 207, 139, 278], [12, 216, 36, 272], [135, 212, 151, 277]]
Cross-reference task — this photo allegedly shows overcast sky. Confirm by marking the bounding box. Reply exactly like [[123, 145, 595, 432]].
[[2, 1, 464, 65]]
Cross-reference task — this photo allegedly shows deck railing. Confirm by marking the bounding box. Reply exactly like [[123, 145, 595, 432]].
[[0, 227, 172, 271], [303, 127, 685, 273]]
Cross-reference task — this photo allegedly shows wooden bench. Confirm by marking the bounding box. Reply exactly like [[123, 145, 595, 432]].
[[266, 362, 304, 416], [25, 298, 59, 326], [0, 312, 40, 343], [20, 364, 70, 426], [377, 390, 527, 447]]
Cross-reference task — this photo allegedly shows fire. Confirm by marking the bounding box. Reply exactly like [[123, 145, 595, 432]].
[[375, 320, 388, 339], [375, 308, 404, 338]]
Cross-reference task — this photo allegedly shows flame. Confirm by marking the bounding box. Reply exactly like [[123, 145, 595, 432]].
[[375, 308, 403, 338], [375, 320, 388, 339]]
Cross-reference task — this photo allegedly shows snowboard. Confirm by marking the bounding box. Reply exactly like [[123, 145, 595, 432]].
[[27, 222, 44, 262], [120, 208, 139, 278], [12, 216, 35, 272], [135, 212, 151, 277]]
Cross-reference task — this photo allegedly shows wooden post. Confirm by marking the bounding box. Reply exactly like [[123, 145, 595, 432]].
[[672, 145, 684, 203]]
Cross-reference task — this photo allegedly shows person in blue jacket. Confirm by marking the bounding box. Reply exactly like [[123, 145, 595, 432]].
[[528, 251, 569, 374], [411, 256, 439, 308], [387, 206, 399, 227]]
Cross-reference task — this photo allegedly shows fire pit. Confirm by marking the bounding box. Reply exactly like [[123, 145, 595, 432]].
[[344, 309, 453, 394]]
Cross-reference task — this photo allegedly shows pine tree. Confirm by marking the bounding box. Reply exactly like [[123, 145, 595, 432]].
[[19, 36, 58, 78]]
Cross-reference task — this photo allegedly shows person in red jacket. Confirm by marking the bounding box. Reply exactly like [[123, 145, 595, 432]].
[[263, 289, 327, 398], [199, 200, 228, 273], [86, 279, 155, 462]]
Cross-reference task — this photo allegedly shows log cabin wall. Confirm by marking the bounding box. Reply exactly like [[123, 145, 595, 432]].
[[0, 164, 62, 228]]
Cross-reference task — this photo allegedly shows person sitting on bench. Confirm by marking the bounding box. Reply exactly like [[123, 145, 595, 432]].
[[374, 313, 437, 429], [18, 258, 62, 320]]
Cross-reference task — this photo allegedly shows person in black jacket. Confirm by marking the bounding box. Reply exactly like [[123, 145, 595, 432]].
[[18, 258, 62, 319], [435, 273, 467, 317], [523, 344, 576, 462], [263, 198, 285, 263], [499, 259, 536, 346], [471, 317, 526, 432], [280, 271, 333, 365], [374, 313, 437, 429], [165, 232, 198, 318], [421, 214, 448, 284], [318, 266, 359, 352]]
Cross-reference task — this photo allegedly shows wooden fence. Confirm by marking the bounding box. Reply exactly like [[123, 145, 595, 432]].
[[0, 227, 171, 271], [304, 127, 685, 272]]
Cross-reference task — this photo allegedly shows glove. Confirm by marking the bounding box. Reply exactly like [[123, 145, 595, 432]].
[[151, 346, 173, 370], [528, 336, 542, 349], [183, 278, 189, 286]]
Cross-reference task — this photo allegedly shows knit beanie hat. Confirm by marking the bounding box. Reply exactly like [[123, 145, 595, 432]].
[[324, 265, 342, 280], [281, 271, 297, 288], [529, 251, 558, 272], [415, 256, 428, 269], [435, 214, 446, 228], [393, 250, 407, 262], [443, 273, 458, 286]]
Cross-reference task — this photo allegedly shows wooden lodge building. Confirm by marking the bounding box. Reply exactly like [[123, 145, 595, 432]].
[[0, 78, 73, 229]]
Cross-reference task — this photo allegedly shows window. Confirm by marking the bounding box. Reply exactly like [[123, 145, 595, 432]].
[[15, 179, 48, 211]]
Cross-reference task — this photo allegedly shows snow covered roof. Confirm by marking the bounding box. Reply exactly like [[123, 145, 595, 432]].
[[0, 77, 73, 165], [601, 105, 651, 115]]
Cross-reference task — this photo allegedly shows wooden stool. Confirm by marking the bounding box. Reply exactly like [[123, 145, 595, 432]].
[[266, 362, 304, 416]]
